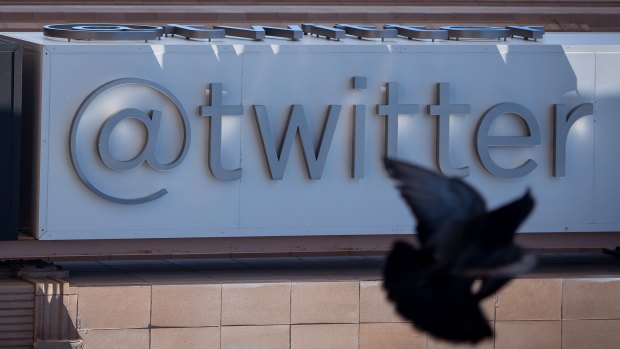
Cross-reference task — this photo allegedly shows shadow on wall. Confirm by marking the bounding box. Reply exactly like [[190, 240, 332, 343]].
[[15, 263, 84, 349], [0, 39, 21, 241], [0, 260, 82, 348], [32, 281, 83, 349], [0, 106, 20, 241]]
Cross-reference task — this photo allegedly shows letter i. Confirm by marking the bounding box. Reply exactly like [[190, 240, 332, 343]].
[[352, 76, 367, 179]]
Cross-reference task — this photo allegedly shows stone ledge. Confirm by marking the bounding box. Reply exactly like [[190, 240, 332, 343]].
[[3, 253, 620, 348], [33, 339, 84, 349]]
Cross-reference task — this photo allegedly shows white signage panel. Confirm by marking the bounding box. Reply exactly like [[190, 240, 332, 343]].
[[3, 31, 619, 239]]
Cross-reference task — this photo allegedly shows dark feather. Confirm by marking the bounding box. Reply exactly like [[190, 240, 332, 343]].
[[384, 158, 486, 263], [383, 241, 493, 343], [382, 158, 536, 343]]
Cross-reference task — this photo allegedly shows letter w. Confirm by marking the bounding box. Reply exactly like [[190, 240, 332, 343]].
[[253, 104, 341, 180]]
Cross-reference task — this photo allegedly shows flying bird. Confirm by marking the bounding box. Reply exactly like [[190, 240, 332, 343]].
[[382, 158, 537, 343]]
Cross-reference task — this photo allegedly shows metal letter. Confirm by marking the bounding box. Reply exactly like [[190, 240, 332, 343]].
[[428, 83, 471, 178], [384, 24, 448, 41], [213, 25, 266, 40], [302, 24, 345, 41], [440, 26, 511, 41], [507, 26, 545, 41], [259, 25, 304, 41], [476, 103, 541, 178], [353, 105, 366, 179], [352, 76, 367, 179], [376, 82, 420, 158], [352, 76, 367, 90], [253, 105, 341, 180], [553, 103, 594, 177], [164, 24, 225, 41], [199, 83, 244, 181], [70, 78, 191, 205], [334, 24, 397, 41], [43, 23, 163, 42]]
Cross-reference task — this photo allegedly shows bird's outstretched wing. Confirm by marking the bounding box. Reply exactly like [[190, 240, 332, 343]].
[[451, 191, 536, 273], [384, 158, 487, 246], [480, 190, 535, 248]]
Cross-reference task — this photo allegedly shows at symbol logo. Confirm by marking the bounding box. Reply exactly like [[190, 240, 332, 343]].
[[69, 78, 191, 204]]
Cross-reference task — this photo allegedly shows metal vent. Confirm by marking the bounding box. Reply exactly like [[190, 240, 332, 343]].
[[0, 278, 34, 349]]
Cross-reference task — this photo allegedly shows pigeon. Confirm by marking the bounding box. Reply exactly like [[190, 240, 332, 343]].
[[382, 158, 537, 343]]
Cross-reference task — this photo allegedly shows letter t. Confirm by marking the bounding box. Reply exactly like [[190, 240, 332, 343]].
[[376, 82, 419, 158], [428, 82, 470, 177], [199, 83, 244, 181]]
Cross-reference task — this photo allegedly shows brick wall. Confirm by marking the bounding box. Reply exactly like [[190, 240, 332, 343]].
[[65, 277, 620, 348]]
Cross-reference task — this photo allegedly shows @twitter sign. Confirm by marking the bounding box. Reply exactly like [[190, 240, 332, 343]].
[[3, 29, 620, 240]]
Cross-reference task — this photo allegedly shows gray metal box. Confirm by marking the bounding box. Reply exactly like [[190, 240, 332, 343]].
[[2, 31, 620, 240]]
